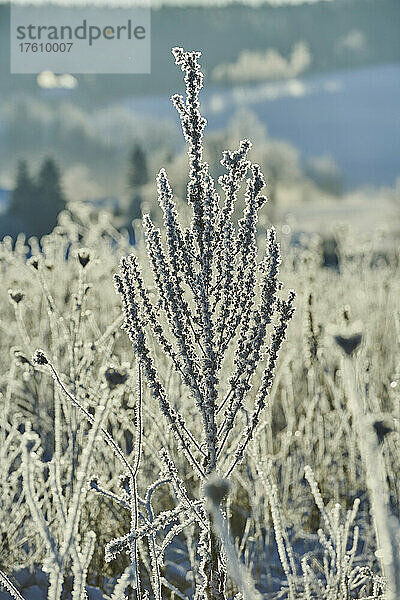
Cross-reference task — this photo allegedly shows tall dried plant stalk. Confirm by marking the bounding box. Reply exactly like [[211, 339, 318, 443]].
[[114, 47, 295, 600]]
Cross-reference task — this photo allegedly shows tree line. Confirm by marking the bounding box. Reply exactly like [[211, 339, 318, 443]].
[[2, 143, 150, 241]]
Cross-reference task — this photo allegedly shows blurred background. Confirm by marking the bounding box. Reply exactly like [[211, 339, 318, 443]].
[[0, 0, 399, 242]]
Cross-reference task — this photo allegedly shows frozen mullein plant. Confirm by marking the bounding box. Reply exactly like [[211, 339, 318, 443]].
[[114, 47, 295, 600]]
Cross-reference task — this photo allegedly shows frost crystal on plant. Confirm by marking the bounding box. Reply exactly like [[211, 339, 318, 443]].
[[114, 47, 295, 600]]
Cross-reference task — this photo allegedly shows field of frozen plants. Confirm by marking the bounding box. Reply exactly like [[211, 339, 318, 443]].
[[1, 48, 400, 600]]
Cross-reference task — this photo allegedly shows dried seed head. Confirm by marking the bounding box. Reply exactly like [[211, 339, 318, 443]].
[[28, 256, 40, 270], [89, 476, 100, 490], [105, 366, 128, 388], [334, 333, 362, 356], [32, 349, 48, 366], [8, 289, 24, 304], [118, 473, 130, 494], [203, 474, 230, 505], [12, 348, 32, 367], [77, 248, 91, 268], [373, 420, 394, 445], [23, 431, 40, 453]]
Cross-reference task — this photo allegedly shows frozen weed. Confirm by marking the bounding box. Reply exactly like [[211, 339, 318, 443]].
[[0, 47, 399, 600]]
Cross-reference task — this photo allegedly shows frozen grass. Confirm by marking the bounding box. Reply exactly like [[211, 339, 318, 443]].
[[1, 48, 400, 600]]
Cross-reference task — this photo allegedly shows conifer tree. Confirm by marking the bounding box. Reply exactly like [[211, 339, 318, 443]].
[[8, 157, 66, 238], [127, 144, 149, 223], [8, 159, 35, 227], [128, 144, 149, 189], [35, 157, 66, 238]]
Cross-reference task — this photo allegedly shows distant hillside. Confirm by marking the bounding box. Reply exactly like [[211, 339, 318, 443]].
[[0, 0, 399, 106]]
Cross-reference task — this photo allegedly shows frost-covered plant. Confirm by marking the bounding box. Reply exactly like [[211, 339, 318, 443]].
[[2, 44, 398, 600], [256, 463, 385, 600], [0, 209, 142, 597], [337, 339, 400, 600], [29, 349, 136, 600], [113, 47, 295, 600]]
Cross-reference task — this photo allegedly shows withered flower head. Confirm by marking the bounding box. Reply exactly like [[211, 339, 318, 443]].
[[373, 420, 394, 445], [105, 366, 128, 388], [12, 348, 32, 367], [28, 256, 40, 270], [77, 248, 91, 268], [334, 333, 362, 356], [8, 289, 24, 304], [32, 349, 48, 366]]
